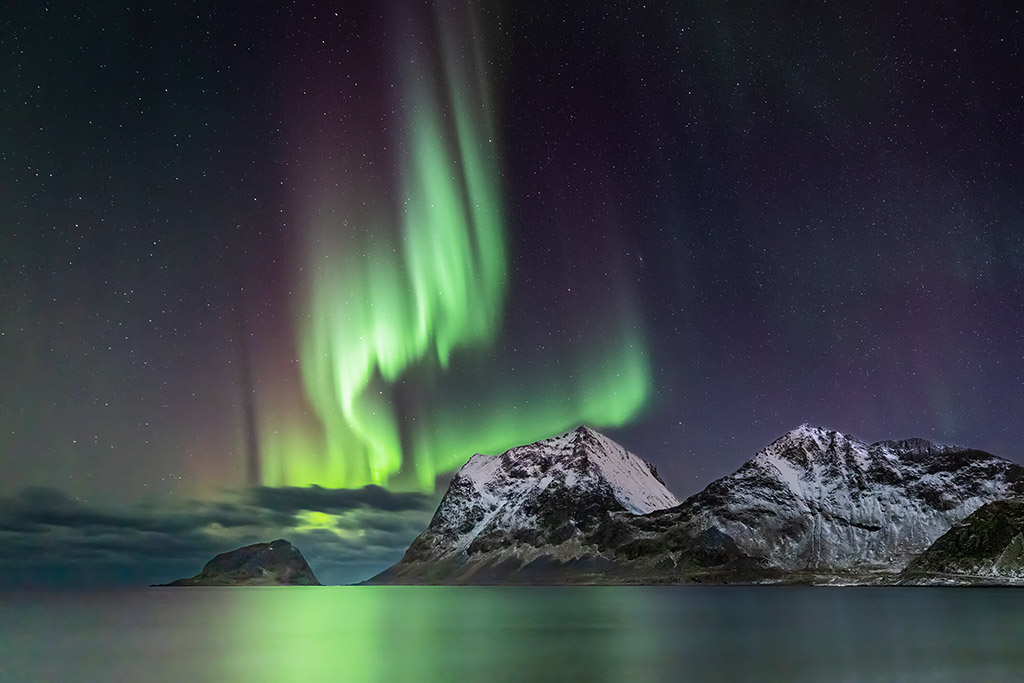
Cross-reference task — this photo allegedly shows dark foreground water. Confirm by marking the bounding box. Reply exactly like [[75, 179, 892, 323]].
[[2, 586, 1024, 682]]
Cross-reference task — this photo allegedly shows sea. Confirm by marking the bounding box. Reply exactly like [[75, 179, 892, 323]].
[[2, 586, 1023, 682]]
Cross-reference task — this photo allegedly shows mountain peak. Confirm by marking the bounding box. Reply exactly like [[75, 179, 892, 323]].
[[786, 424, 842, 440], [372, 426, 681, 582], [679, 425, 1024, 572], [569, 424, 599, 451], [765, 425, 862, 462], [460, 425, 679, 515]]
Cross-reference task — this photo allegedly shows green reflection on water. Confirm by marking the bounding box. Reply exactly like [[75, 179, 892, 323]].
[[218, 587, 654, 682], [5, 586, 1024, 682], [207, 586, 1024, 682]]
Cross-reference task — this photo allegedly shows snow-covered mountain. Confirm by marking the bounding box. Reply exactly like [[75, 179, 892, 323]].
[[370, 423, 1024, 584], [368, 425, 681, 583], [665, 424, 1024, 573]]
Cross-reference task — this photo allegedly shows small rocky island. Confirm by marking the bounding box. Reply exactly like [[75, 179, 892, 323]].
[[158, 539, 321, 586]]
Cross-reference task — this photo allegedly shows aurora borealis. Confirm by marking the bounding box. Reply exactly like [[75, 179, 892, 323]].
[[270, 0, 514, 490], [3, 0, 1024, 582], [255, 1, 651, 491]]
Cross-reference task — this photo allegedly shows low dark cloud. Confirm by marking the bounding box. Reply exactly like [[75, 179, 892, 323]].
[[246, 484, 433, 514], [0, 486, 439, 587]]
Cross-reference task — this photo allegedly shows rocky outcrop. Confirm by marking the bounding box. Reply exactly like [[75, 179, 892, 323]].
[[901, 498, 1024, 585], [159, 539, 321, 586]]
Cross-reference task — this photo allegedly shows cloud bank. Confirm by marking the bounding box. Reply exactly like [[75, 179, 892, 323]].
[[0, 486, 437, 587]]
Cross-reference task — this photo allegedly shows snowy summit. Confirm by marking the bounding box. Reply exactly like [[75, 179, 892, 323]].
[[671, 424, 1024, 572], [368, 425, 679, 583]]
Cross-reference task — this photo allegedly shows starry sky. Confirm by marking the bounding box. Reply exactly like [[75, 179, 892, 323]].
[[2, 1, 1023, 584]]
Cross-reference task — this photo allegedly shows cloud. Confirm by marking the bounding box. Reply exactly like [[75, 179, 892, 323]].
[[0, 486, 439, 587], [246, 484, 433, 514]]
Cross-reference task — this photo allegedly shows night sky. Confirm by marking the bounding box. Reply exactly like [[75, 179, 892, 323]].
[[2, 1, 1023, 585]]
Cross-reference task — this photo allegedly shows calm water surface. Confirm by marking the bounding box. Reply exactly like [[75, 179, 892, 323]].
[[2, 586, 1023, 682]]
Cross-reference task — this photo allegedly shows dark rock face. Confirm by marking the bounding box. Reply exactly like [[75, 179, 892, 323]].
[[159, 540, 321, 586], [901, 498, 1024, 584]]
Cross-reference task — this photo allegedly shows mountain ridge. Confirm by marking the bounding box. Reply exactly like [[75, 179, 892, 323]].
[[663, 424, 1024, 572], [370, 424, 1024, 585]]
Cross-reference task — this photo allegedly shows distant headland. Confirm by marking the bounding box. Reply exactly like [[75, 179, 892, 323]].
[[156, 539, 320, 586]]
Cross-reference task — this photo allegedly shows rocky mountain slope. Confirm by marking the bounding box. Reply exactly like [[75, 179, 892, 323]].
[[159, 539, 321, 586], [368, 426, 690, 583], [901, 498, 1024, 584], [658, 425, 1024, 574]]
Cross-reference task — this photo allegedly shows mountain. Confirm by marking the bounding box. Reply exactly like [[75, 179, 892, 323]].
[[158, 539, 321, 586], [661, 425, 1024, 575], [371, 424, 1024, 585], [368, 425, 690, 584], [901, 498, 1024, 585]]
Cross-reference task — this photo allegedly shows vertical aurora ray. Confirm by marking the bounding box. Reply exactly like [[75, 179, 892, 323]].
[[261, 1, 653, 492]]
